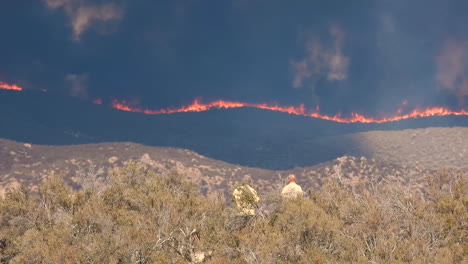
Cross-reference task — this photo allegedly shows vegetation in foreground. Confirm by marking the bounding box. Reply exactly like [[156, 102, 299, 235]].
[[0, 163, 466, 263]]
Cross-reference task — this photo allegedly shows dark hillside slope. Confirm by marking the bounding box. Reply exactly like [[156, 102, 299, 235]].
[[1, 90, 468, 169]]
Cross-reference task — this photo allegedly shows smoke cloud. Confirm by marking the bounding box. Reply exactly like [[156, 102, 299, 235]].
[[290, 25, 349, 89], [44, 0, 123, 41], [437, 40, 468, 105], [66, 74, 89, 99]]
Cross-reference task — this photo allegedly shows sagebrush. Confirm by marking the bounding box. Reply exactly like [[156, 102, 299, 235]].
[[0, 163, 466, 263]]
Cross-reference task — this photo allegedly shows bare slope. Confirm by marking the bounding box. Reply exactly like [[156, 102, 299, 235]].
[[2, 126, 466, 198], [347, 127, 468, 170], [0, 139, 279, 198]]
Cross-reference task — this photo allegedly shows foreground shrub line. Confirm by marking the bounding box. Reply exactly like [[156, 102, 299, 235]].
[[0, 163, 466, 263]]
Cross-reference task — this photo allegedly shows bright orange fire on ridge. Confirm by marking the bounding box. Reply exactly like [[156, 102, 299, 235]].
[[1, 79, 467, 123], [0, 81, 22, 91], [110, 98, 468, 124]]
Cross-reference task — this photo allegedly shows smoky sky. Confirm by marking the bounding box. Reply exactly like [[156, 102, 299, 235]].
[[1, 0, 468, 115]]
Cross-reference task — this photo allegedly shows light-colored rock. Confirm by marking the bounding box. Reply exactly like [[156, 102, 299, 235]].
[[108, 156, 119, 164]]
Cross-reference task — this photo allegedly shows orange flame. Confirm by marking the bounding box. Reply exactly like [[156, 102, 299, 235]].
[[110, 98, 468, 124], [0, 81, 23, 91], [1, 78, 467, 123]]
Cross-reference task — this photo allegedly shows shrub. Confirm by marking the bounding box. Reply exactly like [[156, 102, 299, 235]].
[[0, 163, 466, 263]]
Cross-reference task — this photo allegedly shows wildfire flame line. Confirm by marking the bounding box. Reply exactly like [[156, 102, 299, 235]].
[[0, 81, 22, 91], [110, 98, 468, 124], [1, 80, 468, 123]]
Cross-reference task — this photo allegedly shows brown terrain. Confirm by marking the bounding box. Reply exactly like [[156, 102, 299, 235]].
[[1, 126, 467, 198], [341, 126, 468, 170]]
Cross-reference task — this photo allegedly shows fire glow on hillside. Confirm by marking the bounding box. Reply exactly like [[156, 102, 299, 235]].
[[2, 80, 468, 123]]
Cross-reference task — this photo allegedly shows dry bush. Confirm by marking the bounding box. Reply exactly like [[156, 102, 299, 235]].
[[0, 163, 466, 263]]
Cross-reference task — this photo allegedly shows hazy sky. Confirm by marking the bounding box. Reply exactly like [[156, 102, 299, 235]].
[[1, 0, 468, 115]]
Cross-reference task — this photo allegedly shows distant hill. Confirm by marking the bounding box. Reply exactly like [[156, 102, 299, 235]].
[[297, 127, 468, 171], [1, 90, 468, 169]]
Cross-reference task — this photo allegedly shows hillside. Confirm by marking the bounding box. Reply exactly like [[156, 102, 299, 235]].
[[2, 126, 467, 198], [0, 139, 274, 198], [305, 126, 468, 170], [2, 90, 468, 169]]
